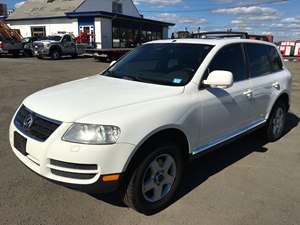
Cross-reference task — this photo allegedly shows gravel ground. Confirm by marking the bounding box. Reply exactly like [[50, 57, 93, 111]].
[[0, 57, 299, 225]]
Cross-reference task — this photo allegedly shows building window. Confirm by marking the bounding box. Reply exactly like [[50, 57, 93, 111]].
[[31, 26, 46, 37], [112, 19, 163, 48], [112, 1, 123, 14]]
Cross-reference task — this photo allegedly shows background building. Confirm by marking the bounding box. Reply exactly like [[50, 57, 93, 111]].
[[6, 0, 174, 49]]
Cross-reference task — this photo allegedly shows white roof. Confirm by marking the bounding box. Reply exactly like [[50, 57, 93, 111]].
[[147, 38, 276, 47]]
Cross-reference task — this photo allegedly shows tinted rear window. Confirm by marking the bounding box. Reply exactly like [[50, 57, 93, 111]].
[[246, 43, 273, 78]]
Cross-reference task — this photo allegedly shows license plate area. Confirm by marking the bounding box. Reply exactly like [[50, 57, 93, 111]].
[[14, 132, 28, 156]]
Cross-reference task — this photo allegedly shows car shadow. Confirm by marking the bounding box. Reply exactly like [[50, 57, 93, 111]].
[[88, 112, 299, 213]]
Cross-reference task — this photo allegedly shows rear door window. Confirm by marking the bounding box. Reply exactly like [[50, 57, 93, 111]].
[[246, 43, 273, 78], [207, 43, 247, 82]]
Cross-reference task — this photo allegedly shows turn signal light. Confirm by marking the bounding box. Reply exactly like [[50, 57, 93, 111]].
[[102, 174, 120, 182]]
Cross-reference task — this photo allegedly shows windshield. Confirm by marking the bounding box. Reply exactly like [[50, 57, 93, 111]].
[[41, 36, 62, 41], [22, 37, 30, 43], [102, 43, 213, 86]]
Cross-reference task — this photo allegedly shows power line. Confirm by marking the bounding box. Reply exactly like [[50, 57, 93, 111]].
[[140, 0, 288, 13]]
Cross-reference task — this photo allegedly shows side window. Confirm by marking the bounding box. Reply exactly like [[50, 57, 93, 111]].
[[207, 44, 247, 82], [266, 46, 283, 72], [246, 43, 272, 78], [63, 35, 71, 42]]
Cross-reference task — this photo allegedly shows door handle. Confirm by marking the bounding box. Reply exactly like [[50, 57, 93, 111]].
[[272, 82, 280, 90], [243, 89, 253, 98]]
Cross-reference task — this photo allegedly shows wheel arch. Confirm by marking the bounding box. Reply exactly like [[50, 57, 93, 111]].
[[122, 126, 191, 178], [49, 45, 62, 53], [266, 91, 290, 120]]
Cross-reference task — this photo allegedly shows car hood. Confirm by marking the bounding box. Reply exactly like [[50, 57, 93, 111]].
[[23, 75, 184, 122]]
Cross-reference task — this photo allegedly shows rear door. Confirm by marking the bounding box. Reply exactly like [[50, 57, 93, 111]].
[[196, 43, 253, 151], [245, 43, 284, 123]]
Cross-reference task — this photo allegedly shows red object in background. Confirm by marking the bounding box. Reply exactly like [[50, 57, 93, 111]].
[[75, 31, 95, 44], [248, 34, 274, 43]]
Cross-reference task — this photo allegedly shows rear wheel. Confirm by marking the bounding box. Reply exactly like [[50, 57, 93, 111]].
[[264, 100, 287, 142], [123, 142, 184, 215], [71, 53, 78, 58]]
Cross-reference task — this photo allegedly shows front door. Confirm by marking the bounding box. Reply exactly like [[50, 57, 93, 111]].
[[193, 43, 253, 154]]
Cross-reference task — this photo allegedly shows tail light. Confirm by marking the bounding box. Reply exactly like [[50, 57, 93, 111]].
[[0, 41, 3, 49]]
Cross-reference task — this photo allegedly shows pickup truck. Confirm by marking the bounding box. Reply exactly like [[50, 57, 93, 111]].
[[0, 36, 23, 57], [33, 34, 89, 59]]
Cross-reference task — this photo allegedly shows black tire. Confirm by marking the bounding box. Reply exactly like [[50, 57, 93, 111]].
[[23, 50, 33, 57], [12, 50, 19, 58], [122, 142, 184, 215], [50, 49, 61, 60], [264, 100, 288, 142], [71, 53, 78, 58]]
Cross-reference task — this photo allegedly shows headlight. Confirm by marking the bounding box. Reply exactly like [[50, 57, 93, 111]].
[[62, 123, 121, 145]]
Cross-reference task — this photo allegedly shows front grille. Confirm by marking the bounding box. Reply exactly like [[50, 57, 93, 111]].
[[14, 105, 61, 142]]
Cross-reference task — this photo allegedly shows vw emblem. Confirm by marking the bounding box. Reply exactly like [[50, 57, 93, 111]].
[[23, 114, 34, 129]]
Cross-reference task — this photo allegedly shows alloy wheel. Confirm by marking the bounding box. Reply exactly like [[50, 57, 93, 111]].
[[142, 154, 176, 203]]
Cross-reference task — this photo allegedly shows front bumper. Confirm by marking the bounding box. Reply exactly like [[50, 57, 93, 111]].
[[9, 116, 135, 193], [34, 48, 50, 56], [0, 48, 8, 54]]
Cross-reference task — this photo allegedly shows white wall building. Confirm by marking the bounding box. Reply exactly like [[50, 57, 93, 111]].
[[6, 0, 174, 49]]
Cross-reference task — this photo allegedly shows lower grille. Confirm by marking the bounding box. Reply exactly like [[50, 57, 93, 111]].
[[49, 159, 98, 180], [14, 105, 61, 142], [50, 159, 97, 170], [51, 169, 96, 180]]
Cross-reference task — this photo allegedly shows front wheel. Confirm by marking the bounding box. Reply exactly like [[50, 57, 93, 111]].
[[50, 50, 61, 60], [264, 101, 287, 142], [12, 50, 20, 57], [123, 143, 184, 215]]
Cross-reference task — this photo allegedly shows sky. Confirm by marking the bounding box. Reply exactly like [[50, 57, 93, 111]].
[[2, 0, 300, 41]]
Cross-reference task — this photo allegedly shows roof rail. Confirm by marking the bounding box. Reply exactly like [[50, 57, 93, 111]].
[[191, 31, 249, 39]]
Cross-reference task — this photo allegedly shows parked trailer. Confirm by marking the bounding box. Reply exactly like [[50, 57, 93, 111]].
[[294, 41, 300, 57], [86, 48, 132, 62], [279, 41, 296, 57]]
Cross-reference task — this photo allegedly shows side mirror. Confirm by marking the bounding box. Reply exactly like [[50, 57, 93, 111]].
[[203, 70, 233, 89], [110, 60, 117, 67]]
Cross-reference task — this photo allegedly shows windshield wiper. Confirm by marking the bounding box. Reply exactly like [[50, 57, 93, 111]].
[[104, 72, 174, 86], [123, 75, 173, 86], [103, 70, 120, 78]]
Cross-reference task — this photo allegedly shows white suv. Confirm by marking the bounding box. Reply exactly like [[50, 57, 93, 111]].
[[9, 38, 292, 214]]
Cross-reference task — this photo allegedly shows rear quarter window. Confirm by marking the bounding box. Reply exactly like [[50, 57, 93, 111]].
[[246, 43, 273, 78], [266, 45, 283, 72]]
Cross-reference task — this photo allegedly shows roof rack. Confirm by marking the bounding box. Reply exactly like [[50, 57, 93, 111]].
[[191, 31, 249, 39]]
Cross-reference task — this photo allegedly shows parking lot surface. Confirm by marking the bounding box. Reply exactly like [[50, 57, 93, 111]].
[[0, 57, 299, 225]]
